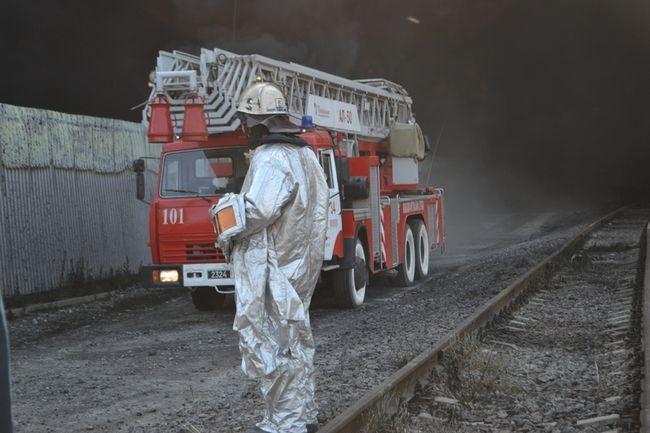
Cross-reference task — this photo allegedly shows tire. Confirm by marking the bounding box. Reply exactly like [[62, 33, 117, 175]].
[[412, 219, 430, 280], [395, 223, 416, 287], [333, 238, 368, 308], [190, 287, 231, 311]]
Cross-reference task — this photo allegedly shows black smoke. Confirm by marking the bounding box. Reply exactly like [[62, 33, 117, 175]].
[[2, 0, 650, 206]]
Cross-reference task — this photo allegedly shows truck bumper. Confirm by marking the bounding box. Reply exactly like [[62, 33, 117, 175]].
[[140, 263, 234, 289]]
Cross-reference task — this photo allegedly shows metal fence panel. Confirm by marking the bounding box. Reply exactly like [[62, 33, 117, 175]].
[[0, 103, 160, 297]]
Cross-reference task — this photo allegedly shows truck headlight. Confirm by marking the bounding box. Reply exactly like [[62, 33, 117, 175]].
[[160, 269, 179, 283]]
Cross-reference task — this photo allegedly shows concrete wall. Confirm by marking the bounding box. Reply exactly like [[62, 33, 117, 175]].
[[0, 103, 160, 297]]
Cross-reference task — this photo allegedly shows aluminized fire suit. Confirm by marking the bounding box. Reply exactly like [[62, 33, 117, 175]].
[[218, 134, 329, 433]]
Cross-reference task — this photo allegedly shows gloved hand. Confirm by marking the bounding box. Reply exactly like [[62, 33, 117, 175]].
[[216, 236, 232, 262]]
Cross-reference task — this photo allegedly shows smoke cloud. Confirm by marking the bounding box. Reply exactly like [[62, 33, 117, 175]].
[[2, 0, 650, 208]]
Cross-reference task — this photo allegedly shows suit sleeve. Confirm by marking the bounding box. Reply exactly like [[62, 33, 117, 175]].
[[238, 156, 297, 238]]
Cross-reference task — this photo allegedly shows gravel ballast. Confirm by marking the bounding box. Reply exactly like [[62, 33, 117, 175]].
[[405, 207, 649, 433]]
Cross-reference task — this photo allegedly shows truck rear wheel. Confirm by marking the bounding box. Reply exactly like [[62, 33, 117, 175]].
[[190, 287, 231, 311], [333, 239, 368, 308], [395, 224, 416, 287], [412, 219, 430, 280]]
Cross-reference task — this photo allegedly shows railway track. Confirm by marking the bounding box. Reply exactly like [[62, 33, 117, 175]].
[[320, 206, 650, 433]]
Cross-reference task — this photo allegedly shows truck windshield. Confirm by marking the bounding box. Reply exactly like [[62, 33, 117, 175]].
[[161, 148, 246, 197]]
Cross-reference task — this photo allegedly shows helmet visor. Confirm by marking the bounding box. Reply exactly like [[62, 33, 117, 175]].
[[239, 113, 300, 134]]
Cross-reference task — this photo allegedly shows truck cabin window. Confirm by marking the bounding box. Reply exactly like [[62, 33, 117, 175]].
[[161, 149, 245, 197]]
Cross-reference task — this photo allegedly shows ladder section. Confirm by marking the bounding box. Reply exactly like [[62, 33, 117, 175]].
[[143, 48, 415, 139]]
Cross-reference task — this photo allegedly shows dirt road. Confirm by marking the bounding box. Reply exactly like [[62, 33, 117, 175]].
[[9, 207, 601, 432]]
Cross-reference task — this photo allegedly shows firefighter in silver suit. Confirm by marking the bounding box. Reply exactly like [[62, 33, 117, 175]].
[[211, 82, 329, 433]]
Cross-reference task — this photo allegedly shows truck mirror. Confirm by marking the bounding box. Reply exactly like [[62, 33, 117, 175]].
[[136, 172, 146, 201], [133, 158, 146, 173]]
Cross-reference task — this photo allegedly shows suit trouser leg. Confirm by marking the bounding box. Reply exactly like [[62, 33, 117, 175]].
[[257, 318, 315, 433]]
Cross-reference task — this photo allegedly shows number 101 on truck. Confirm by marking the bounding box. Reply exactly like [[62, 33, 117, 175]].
[[134, 48, 445, 311]]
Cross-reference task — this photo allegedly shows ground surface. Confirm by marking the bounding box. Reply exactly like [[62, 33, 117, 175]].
[[405, 207, 649, 433], [9, 206, 604, 432]]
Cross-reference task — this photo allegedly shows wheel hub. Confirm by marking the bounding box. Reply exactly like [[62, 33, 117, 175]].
[[353, 257, 368, 290]]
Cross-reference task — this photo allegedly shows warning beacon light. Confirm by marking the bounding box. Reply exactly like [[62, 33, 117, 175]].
[[301, 115, 315, 130], [300, 115, 316, 129]]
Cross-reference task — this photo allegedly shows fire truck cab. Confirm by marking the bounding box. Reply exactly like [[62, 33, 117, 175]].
[[136, 48, 445, 310]]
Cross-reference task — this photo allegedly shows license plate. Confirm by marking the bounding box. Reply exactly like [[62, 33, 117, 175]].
[[208, 269, 230, 279]]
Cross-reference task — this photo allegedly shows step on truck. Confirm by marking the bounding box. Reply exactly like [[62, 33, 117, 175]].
[[135, 48, 445, 310]]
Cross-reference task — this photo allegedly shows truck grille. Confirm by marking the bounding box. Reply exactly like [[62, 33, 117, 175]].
[[186, 243, 225, 261], [158, 234, 226, 264]]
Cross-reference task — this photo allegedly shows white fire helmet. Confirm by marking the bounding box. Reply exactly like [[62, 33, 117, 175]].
[[237, 82, 288, 116]]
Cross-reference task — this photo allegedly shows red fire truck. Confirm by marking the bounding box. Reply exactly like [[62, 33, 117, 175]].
[[135, 48, 445, 310]]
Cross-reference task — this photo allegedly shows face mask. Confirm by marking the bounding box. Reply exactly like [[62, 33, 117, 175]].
[[246, 125, 266, 148], [239, 114, 266, 148]]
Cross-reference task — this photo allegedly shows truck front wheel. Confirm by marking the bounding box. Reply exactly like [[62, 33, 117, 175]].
[[333, 239, 368, 308], [190, 287, 231, 311]]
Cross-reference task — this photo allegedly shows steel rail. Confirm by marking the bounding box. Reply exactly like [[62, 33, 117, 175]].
[[319, 205, 631, 433]]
